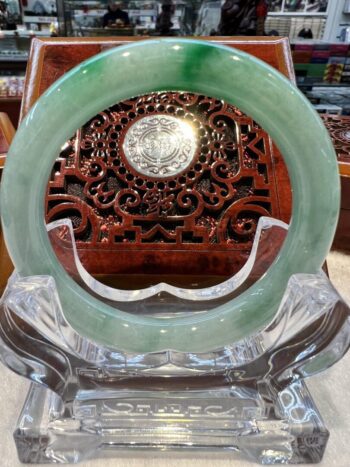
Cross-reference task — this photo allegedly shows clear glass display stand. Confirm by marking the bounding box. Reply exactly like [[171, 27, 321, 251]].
[[0, 218, 349, 464]]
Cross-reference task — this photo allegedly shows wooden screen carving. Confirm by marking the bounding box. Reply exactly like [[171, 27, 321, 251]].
[[321, 114, 350, 165], [45, 92, 291, 277]]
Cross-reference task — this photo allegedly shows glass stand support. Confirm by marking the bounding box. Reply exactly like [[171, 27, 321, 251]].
[[0, 218, 348, 464]]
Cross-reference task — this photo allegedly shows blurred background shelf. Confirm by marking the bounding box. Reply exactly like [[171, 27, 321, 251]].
[[2, 1, 350, 124]]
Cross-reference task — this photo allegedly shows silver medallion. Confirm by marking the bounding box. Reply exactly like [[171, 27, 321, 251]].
[[123, 115, 197, 178]]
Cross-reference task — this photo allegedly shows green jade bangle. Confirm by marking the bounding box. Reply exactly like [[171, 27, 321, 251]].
[[0, 39, 340, 354]]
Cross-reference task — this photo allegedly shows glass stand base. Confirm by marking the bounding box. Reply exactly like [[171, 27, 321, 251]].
[[14, 380, 329, 464]]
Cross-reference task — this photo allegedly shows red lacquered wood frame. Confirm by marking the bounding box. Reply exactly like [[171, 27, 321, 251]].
[[0, 112, 15, 292], [20, 36, 295, 118], [19, 37, 295, 279], [0, 112, 15, 171], [3, 37, 347, 292]]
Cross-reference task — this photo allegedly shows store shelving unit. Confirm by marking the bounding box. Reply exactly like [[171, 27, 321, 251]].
[[2, 0, 350, 121], [0, 30, 29, 125], [265, 0, 329, 40], [196, 0, 331, 38]]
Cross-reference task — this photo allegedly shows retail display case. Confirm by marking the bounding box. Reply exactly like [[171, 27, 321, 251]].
[[266, 0, 329, 40], [0, 32, 28, 125], [195, 0, 330, 38], [0, 0, 56, 124], [21, 1, 58, 36], [56, 0, 192, 37], [2, 0, 350, 126]]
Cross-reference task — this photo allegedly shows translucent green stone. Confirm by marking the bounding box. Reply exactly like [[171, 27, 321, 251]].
[[0, 39, 340, 353]]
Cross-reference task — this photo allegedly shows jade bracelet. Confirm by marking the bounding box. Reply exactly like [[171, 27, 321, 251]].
[[0, 39, 340, 353]]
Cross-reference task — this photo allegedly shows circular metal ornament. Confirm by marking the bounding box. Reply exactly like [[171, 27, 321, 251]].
[[0, 39, 340, 354], [123, 115, 197, 178]]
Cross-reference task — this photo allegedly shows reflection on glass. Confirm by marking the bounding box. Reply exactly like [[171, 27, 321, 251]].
[[284, 0, 307, 12], [65, 1, 190, 37], [274, 0, 328, 13], [57, 1, 330, 39], [306, 0, 328, 13], [0, 0, 21, 27], [268, 0, 283, 12]]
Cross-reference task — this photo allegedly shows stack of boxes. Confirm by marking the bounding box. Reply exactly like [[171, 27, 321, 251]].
[[292, 42, 350, 85]]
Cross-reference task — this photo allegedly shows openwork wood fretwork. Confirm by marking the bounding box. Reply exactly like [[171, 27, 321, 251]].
[[46, 92, 291, 276], [321, 114, 350, 164]]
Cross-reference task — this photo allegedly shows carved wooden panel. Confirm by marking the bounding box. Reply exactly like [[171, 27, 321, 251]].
[[18, 37, 295, 278], [3, 39, 350, 281], [321, 115, 350, 250], [46, 91, 291, 276], [321, 114, 350, 165]]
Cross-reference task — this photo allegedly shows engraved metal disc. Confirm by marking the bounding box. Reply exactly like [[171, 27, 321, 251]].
[[123, 115, 197, 178]]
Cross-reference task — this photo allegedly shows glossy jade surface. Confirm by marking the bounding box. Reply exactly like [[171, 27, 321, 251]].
[[0, 39, 340, 353]]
